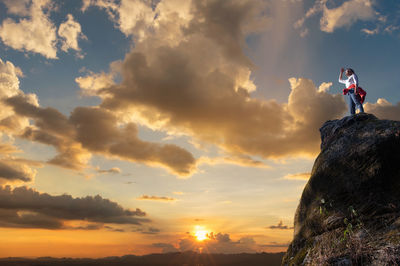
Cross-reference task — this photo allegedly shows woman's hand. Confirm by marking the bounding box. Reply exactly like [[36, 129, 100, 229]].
[[340, 68, 344, 73]]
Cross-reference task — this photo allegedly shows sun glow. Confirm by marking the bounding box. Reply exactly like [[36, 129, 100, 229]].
[[194, 225, 209, 241]]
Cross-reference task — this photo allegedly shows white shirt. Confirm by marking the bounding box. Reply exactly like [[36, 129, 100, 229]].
[[339, 73, 359, 88]]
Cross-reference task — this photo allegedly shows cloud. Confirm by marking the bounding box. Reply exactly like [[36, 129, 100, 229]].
[[0, 0, 58, 59], [295, 0, 377, 35], [0, 208, 63, 229], [320, 0, 376, 33], [96, 167, 121, 174], [318, 82, 332, 93], [0, 185, 148, 229], [267, 220, 294, 230], [0, 58, 31, 134], [1, 0, 31, 16], [293, 0, 326, 31], [0, 58, 42, 185], [4, 95, 91, 170], [141, 226, 161, 234], [98, 69, 345, 159], [58, 14, 87, 53], [299, 28, 309, 38], [0, 144, 20, 154], [137, 195, 177, 202], [82, 0, 189, 42], [104, 225, 125, 232], [152, 242, 179, 253], [3, 89, 196, 176], [170, 232, 261, 254], [67, 223, 103, 230], [131, 226, 161, 234], [0, 160, 36, 183], [0, 140, 43, 186], [75, 71, 116, 97], [69, 106, 196, 175], [364, 98, 400, 121], [361, 27, 379, 35], [384, 25, 400, 34], [283, 172, 310, 181], [109, 0, 156, 40], [0, 1, 86, 58]]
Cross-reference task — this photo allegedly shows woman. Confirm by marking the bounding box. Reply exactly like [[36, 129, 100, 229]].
[[339, 68, 364, 115]]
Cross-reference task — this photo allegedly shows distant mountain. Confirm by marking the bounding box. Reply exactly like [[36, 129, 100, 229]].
[[283, 113, 400, 265], [0, 251, 285, 266]]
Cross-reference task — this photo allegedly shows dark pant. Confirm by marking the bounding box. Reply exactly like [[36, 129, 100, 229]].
[[347, 89, 364, 115]]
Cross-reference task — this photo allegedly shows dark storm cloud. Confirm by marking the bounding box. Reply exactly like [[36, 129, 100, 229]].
[[0, 185, 148, 229], [0, 208, 62, 229]]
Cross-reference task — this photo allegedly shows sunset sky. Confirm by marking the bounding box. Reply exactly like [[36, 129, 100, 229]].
[[1, 0, 400, 258]]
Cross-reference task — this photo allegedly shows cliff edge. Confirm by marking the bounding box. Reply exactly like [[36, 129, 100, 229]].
[[282, 113, 400, 265]]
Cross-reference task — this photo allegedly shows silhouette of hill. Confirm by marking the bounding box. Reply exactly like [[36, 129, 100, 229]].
[[0, 251, 285, 266], [283, 113, 400, 265]]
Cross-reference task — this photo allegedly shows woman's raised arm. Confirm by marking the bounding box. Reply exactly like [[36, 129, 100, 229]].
[[338, 68, 345, 84]]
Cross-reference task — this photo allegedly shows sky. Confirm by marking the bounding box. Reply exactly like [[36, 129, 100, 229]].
[[0, 0, 400, 258]]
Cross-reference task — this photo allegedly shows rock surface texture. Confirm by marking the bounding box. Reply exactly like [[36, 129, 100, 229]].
[[282, 113, 400, 265]]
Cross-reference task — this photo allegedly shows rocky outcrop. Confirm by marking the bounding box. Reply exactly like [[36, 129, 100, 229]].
[[282, 113, 400, 265]]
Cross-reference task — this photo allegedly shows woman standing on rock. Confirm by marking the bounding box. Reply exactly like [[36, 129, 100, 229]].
[[339, 68, 365, 115]]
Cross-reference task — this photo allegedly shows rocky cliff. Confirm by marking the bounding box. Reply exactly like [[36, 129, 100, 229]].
[[282, 113, 400, 265]]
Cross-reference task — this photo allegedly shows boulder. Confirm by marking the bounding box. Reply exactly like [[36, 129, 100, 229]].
[[282, 113, 400, 265]]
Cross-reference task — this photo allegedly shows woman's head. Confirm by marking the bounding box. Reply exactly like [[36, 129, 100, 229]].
[[345, 68, 355, 76]]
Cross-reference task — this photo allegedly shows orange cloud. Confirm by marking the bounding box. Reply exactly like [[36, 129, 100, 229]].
[[283, 172, 310, 181]]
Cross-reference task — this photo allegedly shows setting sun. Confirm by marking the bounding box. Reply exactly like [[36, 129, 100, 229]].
[[194, 226, 209, 241]]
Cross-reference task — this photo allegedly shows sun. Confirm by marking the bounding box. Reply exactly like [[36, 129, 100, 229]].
[[194, 225, 209, 241]]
